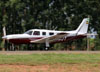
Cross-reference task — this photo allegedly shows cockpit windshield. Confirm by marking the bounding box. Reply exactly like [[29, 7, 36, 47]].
[[24, 31, 33, 35]]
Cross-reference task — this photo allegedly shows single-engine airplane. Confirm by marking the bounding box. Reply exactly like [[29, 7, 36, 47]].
[[2, 18, 89, 49]]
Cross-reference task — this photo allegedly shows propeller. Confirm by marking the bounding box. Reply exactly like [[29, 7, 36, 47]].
[[3, 26, 6, 36], [2, 26, 6, 51]]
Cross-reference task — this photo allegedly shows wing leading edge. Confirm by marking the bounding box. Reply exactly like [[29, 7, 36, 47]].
[[30, 32, 69, 43]]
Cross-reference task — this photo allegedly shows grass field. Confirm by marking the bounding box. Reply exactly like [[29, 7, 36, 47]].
[[0, 53, 100, 65], [0, 53, 100, 72]]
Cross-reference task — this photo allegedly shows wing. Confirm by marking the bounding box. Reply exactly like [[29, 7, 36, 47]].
[[30, 32, 69, 43]]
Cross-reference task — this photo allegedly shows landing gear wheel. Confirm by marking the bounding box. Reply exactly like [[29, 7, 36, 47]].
[[45, 47, 49, 51]]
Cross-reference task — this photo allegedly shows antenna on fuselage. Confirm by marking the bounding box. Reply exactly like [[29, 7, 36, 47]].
[[53, 26, 58, 30]]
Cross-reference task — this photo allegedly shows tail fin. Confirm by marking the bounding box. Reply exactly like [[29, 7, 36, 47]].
[[76, 18, 89, 34]]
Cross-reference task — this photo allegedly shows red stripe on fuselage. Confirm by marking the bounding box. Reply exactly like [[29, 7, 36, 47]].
[[9, 37, 43, 44], [51, 35, 86, 44], [8, 35, 86, 44]]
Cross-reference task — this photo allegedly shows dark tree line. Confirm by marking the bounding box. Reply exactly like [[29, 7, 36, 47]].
[[0, 0, 100, 51]]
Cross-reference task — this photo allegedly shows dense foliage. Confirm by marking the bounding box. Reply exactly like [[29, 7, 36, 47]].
[[0, 0, 100, 50]]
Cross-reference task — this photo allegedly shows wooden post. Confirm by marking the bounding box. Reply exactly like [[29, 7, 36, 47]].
[[87, 35, 90, 51], [2, 39, 5, 51]]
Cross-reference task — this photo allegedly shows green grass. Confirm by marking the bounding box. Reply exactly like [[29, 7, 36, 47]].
[[0, 53, 100, 65]]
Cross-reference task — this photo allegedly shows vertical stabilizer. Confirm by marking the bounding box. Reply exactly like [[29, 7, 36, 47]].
[[76, 18, 89, 34]]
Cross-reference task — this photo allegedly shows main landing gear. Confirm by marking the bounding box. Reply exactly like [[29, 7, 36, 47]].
[[45, 40, 50, 50]]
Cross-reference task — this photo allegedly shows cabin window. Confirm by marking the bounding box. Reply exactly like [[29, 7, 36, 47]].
[[42, 32, 46, 35], [33, 31, 40, 35], [25, 31, 33, 35], [49, 32, 54, 35]]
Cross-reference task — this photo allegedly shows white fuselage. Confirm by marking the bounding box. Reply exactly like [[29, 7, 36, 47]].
[[2, 29, 85, 44]]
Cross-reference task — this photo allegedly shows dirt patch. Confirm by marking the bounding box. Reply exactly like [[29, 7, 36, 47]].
[[0, 64, 100, 72]]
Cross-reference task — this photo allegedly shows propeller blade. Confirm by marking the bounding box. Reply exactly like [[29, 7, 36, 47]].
[[3, 26, 6, 36]]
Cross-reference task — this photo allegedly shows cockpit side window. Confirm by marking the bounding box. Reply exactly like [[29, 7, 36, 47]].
[[49, 32, 54, 35], [42, 32, 46, 35], [33, 31, 40, 35]]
